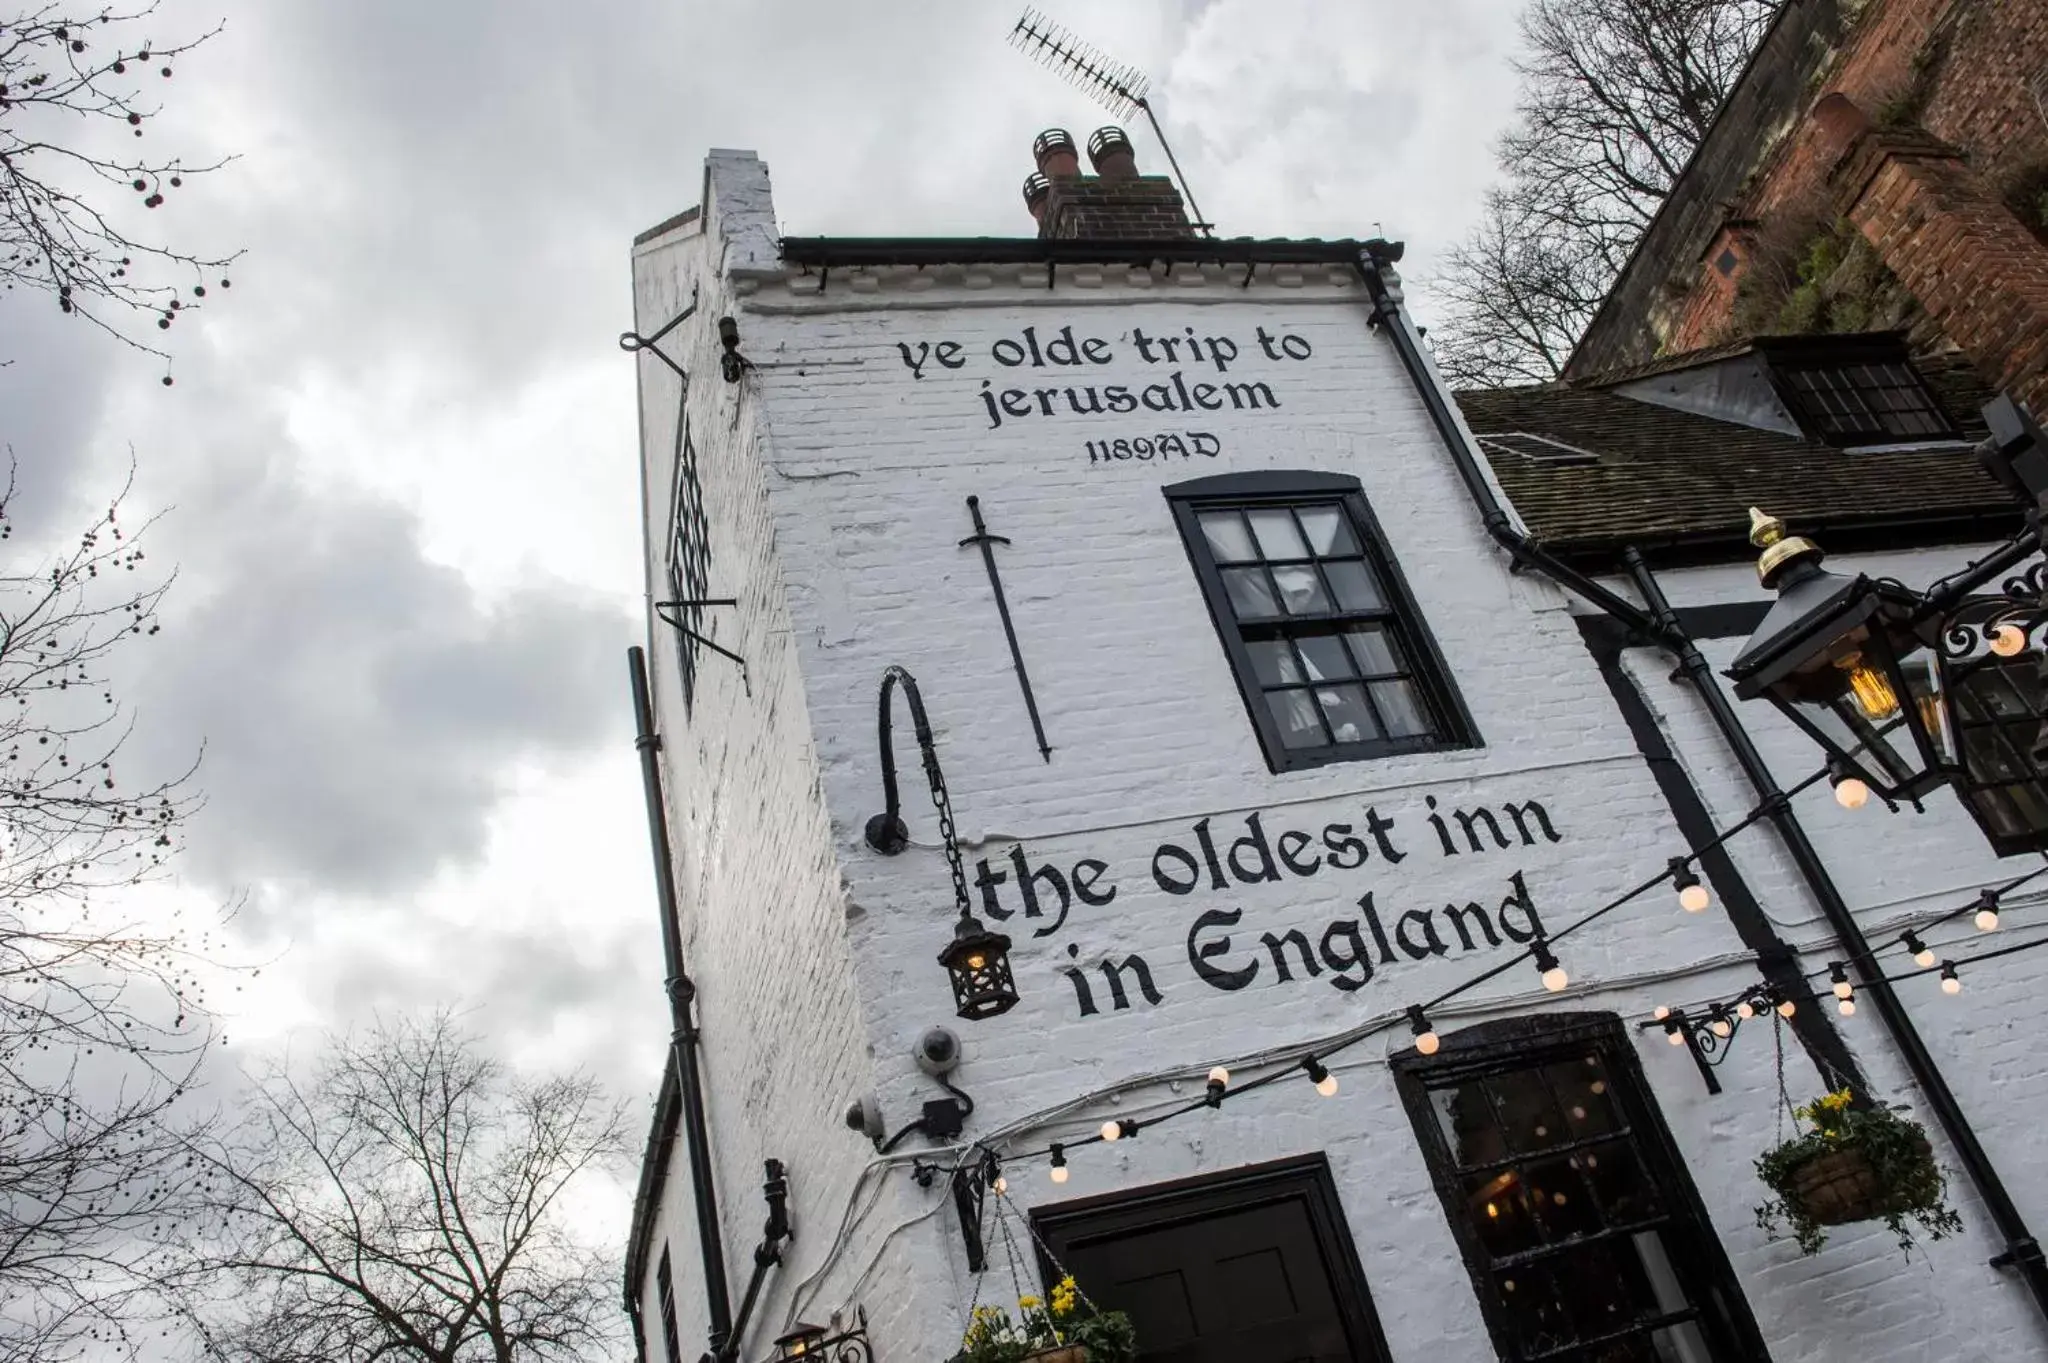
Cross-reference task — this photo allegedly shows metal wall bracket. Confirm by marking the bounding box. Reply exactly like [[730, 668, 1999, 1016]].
[[654, 597, 751, 696], [1636, 1009, 1727, 1095], [950, 1163, 988, 1273], [620, 284, 701, 383]]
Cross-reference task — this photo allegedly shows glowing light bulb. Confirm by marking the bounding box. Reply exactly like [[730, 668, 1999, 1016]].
[[1407, 1005, 1439, 1056], [1991, 623, 2027, 657], [1940, 962, 1961, 995], [1838, 653, 1901, 722], [1208, 1066, 1230, 1087], [1049, 1145, 1069, 1183], [1903, 931, 1934, 969], [1777, 999, 1797, 1018], [1834, 775, 1870, 810], [1541, 965, 1569, 992], [1666, 1028, 1686, 1046], [1100, 1120, 1121, 1142], [1679, 883, 1711, 913], [993, 1174, 1008, 1194], [1711, 1018, 1732, 1039], [1838, 998, 1856, 1017], [1303, 1056, 1339, 1097], [1976, 907, 2000, 932], [1049, 1164, 1068, 1184], [965, 953, 987, 970], [1652, 1005, 1670, 1021], [1736, 1001, 1756, 1020], [1316, 1073, 1339, 1097], [1830, 964, 1852, 1000]]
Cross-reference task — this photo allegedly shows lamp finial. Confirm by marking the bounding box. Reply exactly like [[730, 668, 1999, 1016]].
[[1747, 506, 1823, 587]]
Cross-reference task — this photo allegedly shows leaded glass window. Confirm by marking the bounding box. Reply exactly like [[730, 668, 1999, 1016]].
[[1167, 471, 1475, 771]]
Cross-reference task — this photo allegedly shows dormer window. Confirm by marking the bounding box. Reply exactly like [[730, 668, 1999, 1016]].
[[1604, 332, 1964, 451], [1771, 349, 1956, 447]]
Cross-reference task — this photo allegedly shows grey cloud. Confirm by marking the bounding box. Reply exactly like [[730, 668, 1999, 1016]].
[[107, 406, 633, 897]]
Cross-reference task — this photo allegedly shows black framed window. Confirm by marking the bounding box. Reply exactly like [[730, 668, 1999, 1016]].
[[666, 409, 711, 714], [1167, 471, 1476, 771], [656, 1243, 682, 1363], [1393, 1015, 1769, 1363], [1769, 353, 1954, 447]]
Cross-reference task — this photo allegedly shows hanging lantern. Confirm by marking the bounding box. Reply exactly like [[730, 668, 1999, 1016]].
[[1729, 509, 2048, 854], [1727, 509, 1948, 800], [774, 1325, 830, 1361], [938, 910, 1019, 1020]]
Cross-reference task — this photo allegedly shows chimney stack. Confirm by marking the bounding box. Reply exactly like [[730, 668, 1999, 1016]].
[[1021, 125, 1193, 241]]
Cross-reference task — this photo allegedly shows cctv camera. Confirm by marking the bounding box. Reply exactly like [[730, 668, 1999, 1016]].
[[914, 1026, 961, 1077]]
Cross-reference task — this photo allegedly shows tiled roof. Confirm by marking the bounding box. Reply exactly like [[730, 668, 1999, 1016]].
[[1454, 352, 2021, 568]]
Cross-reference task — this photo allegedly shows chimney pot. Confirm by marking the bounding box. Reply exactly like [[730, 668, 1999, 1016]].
[[1022, 172, 1051, 222], [1088, 126, 1138, 179], [1033, 128, 1080, 178]]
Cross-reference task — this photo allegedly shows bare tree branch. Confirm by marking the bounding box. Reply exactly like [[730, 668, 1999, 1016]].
[[1, 2, 239, 364], [163, 1013, 631, 1363], [1428, 0, 1781, 387], [0, 452, 225, 1362]]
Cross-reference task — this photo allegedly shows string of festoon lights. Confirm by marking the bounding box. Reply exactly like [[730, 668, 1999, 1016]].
[[1647, 860, 2048, 1045], [954, 750, 1881, 1191]]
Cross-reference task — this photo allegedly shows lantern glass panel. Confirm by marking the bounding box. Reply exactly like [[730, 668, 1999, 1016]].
[[1769, 621, 1944, 797], [1941, 634, 2048, 852]]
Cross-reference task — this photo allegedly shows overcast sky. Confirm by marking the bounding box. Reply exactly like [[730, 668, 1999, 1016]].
[[2, 0, 1531, 1283]]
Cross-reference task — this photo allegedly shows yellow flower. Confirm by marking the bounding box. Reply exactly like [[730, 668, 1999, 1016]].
[[1018, 1296, 1041, 1311], [1818, 1088, 1853, 1113]]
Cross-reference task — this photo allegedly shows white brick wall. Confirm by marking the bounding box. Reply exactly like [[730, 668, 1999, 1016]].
[[627, 150, 2048, 1363]]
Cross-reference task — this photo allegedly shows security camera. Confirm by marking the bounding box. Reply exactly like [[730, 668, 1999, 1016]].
[[914, 1026, 961, 1077], [842, 1094, 885, 1144]]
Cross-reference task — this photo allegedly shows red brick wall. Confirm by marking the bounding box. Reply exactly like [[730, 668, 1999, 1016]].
[[1657, 0, 2048, 405], [1038, 175, 1194, 241]]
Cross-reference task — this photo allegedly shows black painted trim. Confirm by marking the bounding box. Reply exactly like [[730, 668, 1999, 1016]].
[[1575, 615, 1864, 1092], [1164, 470, 1481, 773], [1030, 1153, 1394, 1363], [780, 237, 1373, 269], [1390, 1013, 1773, 1363]]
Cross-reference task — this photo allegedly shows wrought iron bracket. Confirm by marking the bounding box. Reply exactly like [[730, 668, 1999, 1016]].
[[950, 1162, 989, 1273], [620, 284, 701, 382], [763, 1311, 874, 1363], [654, 597, 750, 696], [1636, 1009, 1727, 1095]]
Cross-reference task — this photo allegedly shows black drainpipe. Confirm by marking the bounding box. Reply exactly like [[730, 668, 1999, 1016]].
[[1353, 244, 2048, 1325], [718, 1159, 794, 1363], [1623, 551, 2048, 1315], [629, 645, 737, 1357]]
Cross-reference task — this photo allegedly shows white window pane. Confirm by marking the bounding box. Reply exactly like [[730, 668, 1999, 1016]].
[[1267, 691, 1327, 748], [1324, 560, 1384, 611], [1296, 505, 1359, 556], [1247, 508, 1309, 559], [1317, 684, 1381, 745], [1221, 568, 1278, 619], [1345, 625, 1403, 676], [1372, 680, 1432, 738], [1246, 639, 1302, 685], [1271, 565, 1331, 615], [1296, 633, 1354, 682], [1199, 511, 1257, 563]]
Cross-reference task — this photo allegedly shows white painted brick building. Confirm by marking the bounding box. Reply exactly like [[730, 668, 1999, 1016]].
[[619, 141, 2048, 1363]]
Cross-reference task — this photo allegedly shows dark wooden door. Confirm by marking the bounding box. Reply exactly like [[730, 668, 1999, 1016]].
[[1034, 1156, 1391, 1363]]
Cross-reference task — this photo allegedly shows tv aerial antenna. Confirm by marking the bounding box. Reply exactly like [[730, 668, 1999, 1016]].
[[1009, 9, 1213, 237]]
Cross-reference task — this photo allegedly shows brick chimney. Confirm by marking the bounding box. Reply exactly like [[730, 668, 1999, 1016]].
[[1019, 126, 1194, 240], [1819, 94, 2048, 414]]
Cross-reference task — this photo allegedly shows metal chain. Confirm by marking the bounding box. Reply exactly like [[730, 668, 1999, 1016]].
[[925, 751, 972, 915], [1773, 1011, 1793, 1145]]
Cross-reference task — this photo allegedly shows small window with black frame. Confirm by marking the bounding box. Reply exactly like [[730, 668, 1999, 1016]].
[[1765, 338, 1957, 447], [1392, 1015, 1770, 1363], [1166, 471, 1476, 772]]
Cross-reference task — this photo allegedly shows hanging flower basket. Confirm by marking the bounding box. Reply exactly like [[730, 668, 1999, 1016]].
[[953, 1277, 1137, 1363], [1023, 1348, 1088, 1363], [1755, 1087, 1961, 1255]]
